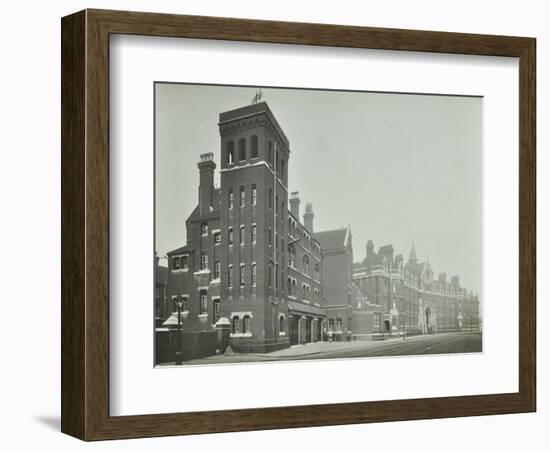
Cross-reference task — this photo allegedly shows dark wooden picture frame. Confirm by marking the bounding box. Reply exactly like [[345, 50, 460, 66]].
[[61, 9, 536, 441]]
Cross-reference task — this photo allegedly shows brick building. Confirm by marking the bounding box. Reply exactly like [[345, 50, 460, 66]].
[[163, 101, 340, 354], [353, 240, 480, 336], [314, 227, 355, 340], [154, 254, 169, 327]]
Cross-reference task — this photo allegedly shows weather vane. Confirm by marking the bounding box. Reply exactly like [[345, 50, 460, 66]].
[[251, 88, 264, 104]]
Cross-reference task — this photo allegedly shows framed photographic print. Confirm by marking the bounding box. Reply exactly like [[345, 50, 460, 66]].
[[61, 9, 536, 441]]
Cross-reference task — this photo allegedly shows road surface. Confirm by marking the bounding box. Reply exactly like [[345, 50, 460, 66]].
[[165, 332, 482, 366]]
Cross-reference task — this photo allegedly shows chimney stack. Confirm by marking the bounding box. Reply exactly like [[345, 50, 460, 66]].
[[198, 152, 216, 215], [289, 191, 300, 220], [303, 203, 314, 232]]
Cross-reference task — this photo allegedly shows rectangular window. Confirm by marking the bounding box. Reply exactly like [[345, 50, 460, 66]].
[[268, 263, 273, 287], [228, 265, 233, 287], [201, 222, 208, 236], [252, 184, 257, 206], [240, 264, 245, 286], [240, 225, 245, 246], [181, 255, 188, 270], [213, 231, 221, 244], [213, 299, 221, 324], [240, 186, 245, 207], [275, 264, 279, 289], [268, 188, 272, 208], [172, 256, 180, 270], [268, 227, 272, 246], [199, 291, 208, 314], [336, 318, 343, 329], [276, 195, 279, 214], [251, 224, 257, 243], [243, 316, 251, 333], [252, 264, 257, 286], [214, 260, 220, 279], [228, 189, 234, 209], [228, 227, 233, 245], [200, 252, 208, 270]]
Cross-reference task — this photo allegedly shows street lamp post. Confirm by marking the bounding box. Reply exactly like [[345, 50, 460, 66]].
[[175, 296, 184, 365]]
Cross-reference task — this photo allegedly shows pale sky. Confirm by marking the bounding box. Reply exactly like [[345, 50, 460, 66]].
[[155, 83, 482, 295]]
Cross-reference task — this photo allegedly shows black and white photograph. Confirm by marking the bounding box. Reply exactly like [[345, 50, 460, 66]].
[[154, 83, 482, 366]]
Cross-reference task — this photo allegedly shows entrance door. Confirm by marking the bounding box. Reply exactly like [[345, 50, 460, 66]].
[[305, 317, 312, 343], [384, 320, 391, 332], [289, 315, 299, 345]]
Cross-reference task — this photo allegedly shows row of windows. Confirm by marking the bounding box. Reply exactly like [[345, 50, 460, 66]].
[[172, 295, 221, 324], [231, 315, 251, 334], [327, 318, 343, 330], [226, 137, 286, 180], [228, 263, 257, 287], [231, 315, 286, 334], [226, 136, 259, 164], [228, 185, 257, 209], [228, 224, 257, 245], [286, 277, 320, 302], [171, 254, 189, 271], [227, 186, 286, 218], [287, 218, 321, 257], [287, 247, 320, 280]]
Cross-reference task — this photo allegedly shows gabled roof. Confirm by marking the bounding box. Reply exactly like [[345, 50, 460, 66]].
[[167, 245, 193, 256], [314, 228, 348, 251]]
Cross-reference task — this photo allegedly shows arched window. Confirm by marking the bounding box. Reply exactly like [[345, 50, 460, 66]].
[[302, 255, 309, 274], [280, 159, 285, 180], [268, 141, 273, 165], [292, 279, 297, 296], [238, 138, 246, 161], [279, 316, 285, 333], [232, 316, 239, 334], [288, 245, 296, 268], [251, 135, 259, 158], [242, 315, 251, 334], [287, 277, 292, 296], [226, 141, 234, 164], [314, 264, 320, 281]]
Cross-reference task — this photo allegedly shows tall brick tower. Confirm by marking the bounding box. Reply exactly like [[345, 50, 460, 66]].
[[217, 101, 290, 352]]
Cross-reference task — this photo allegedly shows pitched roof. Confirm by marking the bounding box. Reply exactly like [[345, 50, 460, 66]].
[[314, 228, 348, 251], [167, 245, 193, 256]]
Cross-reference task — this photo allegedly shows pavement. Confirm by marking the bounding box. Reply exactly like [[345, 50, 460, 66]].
[[162, 331, 482, 366]]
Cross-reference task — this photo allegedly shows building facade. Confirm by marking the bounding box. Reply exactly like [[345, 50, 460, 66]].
[[314, 227, 355, 340], [163, 101, 341, 354], [353, 240, 480, 336], [159, 100, 480, 359]]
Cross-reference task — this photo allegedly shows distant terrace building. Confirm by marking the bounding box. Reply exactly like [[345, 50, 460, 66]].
[[353, 240, 480, 336]]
